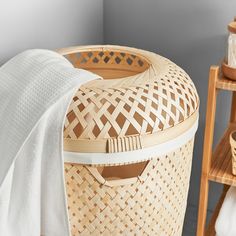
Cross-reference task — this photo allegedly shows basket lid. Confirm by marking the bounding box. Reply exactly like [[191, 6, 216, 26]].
[[61, 45, 199, 155]]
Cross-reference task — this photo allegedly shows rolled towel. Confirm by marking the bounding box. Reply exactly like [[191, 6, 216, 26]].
[[215, 186, 236, 236]]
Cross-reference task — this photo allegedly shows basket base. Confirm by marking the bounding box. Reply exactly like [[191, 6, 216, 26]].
[[222, 61, 236, 81], [64, 139, 195, 236]]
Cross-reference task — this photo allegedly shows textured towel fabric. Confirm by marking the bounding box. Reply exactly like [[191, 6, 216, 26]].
[[0, 50, 99, 236], [215, 186, 236, 236]]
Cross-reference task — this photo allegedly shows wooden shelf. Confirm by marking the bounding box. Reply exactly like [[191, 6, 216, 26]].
[[209, 123, 236, 186], [216, 77, 236, 91], [197, 66, 236, 236], [205, 122, 236, 235]]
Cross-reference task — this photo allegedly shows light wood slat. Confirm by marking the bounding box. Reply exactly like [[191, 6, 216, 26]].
[[197, 66, 219, 236], [205, 186, 229, 236], [209, 123, 236, 185], [216, 77, 236, 91]]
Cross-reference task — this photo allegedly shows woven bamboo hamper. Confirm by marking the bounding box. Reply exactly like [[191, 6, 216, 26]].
[[57, 45, 199, 236]]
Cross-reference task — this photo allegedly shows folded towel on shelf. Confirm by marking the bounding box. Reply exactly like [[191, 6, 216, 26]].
[[215, 186, 236, 236], [0, 50, 99, 236]]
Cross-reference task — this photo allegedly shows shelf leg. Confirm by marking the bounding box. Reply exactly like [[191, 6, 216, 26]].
[[197, 66, 219, 236], [230, 91, 236, 123]]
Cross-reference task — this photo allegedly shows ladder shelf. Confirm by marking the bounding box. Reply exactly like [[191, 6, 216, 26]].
[[197, 66, 236, 236]]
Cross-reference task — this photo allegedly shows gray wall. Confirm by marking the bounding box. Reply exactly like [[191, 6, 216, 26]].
[[104, 0, 236, 211], [0, 0, 103, 65]]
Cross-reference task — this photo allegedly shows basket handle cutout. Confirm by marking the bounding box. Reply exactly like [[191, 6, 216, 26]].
[[86, 160, 153, 187]]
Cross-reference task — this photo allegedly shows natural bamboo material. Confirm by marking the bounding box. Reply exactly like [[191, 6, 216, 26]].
[[58, 45, 198, 147], [65, 139, 194, 236], [197, 66, 218, 236], [197, 66, 236, 236], [57, 45, 199, 236]]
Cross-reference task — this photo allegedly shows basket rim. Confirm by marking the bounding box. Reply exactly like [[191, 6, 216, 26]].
[[63, 112, 198, 165], [56, 45, 169, 84], [64, 109, 199, 154], [56, 44, 153, 65]]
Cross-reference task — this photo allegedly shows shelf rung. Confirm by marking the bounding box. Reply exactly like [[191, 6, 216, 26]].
[[216, 77, 236, 91]]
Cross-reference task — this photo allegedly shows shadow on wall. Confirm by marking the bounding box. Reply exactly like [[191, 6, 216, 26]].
[[103, 0, 236, 211]]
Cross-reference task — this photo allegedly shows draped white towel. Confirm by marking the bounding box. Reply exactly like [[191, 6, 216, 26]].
[[215, 186, 236, 236], [0, 50, 99, 236]]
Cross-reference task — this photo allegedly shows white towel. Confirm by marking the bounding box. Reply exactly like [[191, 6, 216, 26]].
[[0, 49, 99, 236], [215, 186, 236, 236]]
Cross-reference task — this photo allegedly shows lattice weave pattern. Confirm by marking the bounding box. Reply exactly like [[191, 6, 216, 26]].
[[65, 50, 149, 71], [63, 49, 198, 140], [64, 139, 194, 236]]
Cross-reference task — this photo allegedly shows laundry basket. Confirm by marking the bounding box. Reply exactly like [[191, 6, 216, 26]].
[[58, 45, 199, 236]]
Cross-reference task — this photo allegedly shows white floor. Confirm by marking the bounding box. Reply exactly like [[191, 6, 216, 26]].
[[183, 205, 212, 236]]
